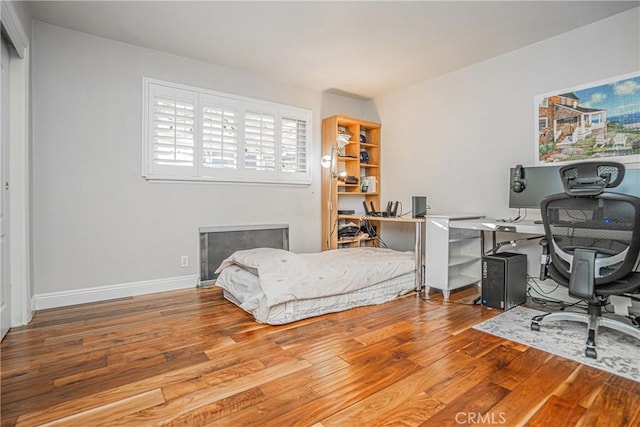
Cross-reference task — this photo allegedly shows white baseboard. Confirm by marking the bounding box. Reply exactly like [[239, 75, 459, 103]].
[[33, 274, 200, 310]]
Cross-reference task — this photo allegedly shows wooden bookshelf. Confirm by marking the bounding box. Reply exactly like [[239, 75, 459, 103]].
[[321, 115, 381, 250]]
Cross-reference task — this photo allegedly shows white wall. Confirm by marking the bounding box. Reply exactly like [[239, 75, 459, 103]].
[[321, 92, 379, 123], [30, 8, 640, 305], [31, 21, 371, 299], [375, 8, 640, 258]]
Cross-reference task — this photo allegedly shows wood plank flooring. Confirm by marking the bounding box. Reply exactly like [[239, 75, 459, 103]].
[[2, 287, 639, 426]]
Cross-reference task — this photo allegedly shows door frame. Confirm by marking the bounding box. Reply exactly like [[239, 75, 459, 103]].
[[2, 0, 32, 328], [1, 34, 10, 338]]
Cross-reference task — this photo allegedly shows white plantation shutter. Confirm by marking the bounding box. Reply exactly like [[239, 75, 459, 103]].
[[244, 109, 276, 172], [147, 84, 197, 176], [280, 110, 309, 180], [144, 79, 311, 184], [201, 95, 239, 174]]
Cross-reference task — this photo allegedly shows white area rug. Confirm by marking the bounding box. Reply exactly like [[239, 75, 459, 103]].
[[473, 306, 640, 382]]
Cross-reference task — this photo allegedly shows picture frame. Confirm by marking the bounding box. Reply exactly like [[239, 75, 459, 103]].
[[535, 72, 640, 165]]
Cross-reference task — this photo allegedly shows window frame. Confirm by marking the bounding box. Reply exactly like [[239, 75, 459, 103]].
[[142, 78, 312, 185]]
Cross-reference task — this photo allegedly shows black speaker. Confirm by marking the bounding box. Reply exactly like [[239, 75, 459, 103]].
[[482, 252, 527, 311], [412, 196, 427, 218]]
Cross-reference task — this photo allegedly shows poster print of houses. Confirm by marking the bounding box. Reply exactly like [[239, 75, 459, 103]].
[[537, 73, 640, 164]]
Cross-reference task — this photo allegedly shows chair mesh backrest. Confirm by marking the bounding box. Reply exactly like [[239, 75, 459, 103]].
[[542, 193, 640, 284]]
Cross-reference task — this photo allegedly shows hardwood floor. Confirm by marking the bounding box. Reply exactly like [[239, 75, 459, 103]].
[[2, 287, 639, 426]]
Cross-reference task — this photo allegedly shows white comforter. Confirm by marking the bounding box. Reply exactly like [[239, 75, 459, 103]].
[[215, 247, 415, 308]]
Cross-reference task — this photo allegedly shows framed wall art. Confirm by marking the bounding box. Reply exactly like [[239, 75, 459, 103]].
[[535, 72, 640, 165]]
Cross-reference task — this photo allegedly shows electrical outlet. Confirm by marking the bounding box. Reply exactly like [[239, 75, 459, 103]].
[[181, 255, 189, 268]]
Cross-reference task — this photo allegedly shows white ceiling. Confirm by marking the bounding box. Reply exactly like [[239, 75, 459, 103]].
[[29, 1, 639, 99]]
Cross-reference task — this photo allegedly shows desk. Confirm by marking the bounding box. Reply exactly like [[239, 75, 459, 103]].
[[423, 216, 545, 300], [339, 214, 425, 291], [451, 218, 545, 234], [450, 218, 545, 254]]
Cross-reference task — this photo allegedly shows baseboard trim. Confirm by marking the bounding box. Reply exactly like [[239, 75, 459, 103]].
[[33, 274, 200, 310]]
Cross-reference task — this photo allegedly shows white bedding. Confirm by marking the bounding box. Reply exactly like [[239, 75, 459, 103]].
[[215, 247, 416, 324], [220, 268, 415, 324], [215, 247, 415, 307]]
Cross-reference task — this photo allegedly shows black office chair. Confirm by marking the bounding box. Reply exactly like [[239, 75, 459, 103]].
[[531, 161, 640, 359]]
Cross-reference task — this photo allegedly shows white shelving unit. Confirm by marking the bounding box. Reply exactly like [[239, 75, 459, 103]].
[[425, 214, 484, 300]]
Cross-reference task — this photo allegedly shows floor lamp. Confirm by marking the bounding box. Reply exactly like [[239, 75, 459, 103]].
[[321, 146, 336, 250], [321, 137, 349, 249]]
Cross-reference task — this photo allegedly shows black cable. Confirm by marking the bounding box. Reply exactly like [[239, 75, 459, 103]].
[[377, 238, 389, 248], [402, 203, 432, 217], [498, 208, 527, 223], [527, 275, 559, 295], [530, 291, 589, 311], [623, 294, 640, 302], [563, 299, 589, 310], [515, 208, 527, 223], [527, 287, 565, 306], [526, 276, 589, 310], [331, 216, 338, 240], [359, 218, 388, 248], [359, 217, 373, 240]]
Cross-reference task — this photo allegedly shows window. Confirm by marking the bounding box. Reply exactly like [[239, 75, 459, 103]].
[[147, 84, 197, 177], [143, 78, 311, 184], [244, 109, 276, 172], [539, 117, 548, 130], [201, 102, 238, 170], [281, 115, 308, 175]]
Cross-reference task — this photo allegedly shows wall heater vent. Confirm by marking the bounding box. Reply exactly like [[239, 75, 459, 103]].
[[199, 224, 289, 286]]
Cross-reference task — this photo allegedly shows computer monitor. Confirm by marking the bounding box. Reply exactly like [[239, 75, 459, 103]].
[[509, 165, 562, 209], [617, 168, 640, 197], [509, 164, 640, 209]]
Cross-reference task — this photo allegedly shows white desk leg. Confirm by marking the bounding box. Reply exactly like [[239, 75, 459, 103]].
[[415, 221, 422, 291]]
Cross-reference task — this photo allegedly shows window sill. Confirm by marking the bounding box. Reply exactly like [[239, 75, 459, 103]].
[[143, 175, 311, 186]]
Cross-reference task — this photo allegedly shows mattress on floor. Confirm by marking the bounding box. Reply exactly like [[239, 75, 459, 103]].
[[215, 247, 416, 307], [219, 265, 415, 324]]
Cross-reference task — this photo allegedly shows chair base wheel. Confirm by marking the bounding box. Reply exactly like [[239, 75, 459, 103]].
[[585, 347, 597, 359], [530, 322, 540, 331]]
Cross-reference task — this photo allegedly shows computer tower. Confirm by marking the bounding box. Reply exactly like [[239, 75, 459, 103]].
[[481, 252, 527, 311]]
